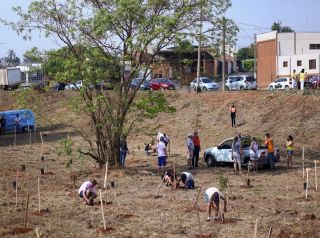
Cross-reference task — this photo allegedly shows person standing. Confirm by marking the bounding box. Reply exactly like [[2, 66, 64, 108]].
[[229, 104, 237, 128], [249, 137, 259, 172], [0, 115, 5, 135], [265, 133, 275, 170], [300, 69, 305, 91], [186, 134, 194, 170], [291, 69, 296, 89], [286, 135, 294, 168], [232, 136, 242, 174], [157, 136, 167, 172], [15, 114, 21, 132], [119, 137, 129, 168], [192, 130, 201, 168]]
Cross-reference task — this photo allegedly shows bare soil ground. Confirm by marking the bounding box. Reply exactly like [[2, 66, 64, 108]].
[[0, 90, 320, 237]]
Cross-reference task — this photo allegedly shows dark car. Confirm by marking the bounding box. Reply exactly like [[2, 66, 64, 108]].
[[130, 78, 151, 90], [150, 78, 175, 91], [53, 82, 66, 91], [306, 75, 320, 89]]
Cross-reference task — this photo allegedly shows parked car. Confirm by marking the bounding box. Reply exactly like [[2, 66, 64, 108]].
[[225, 74, 257, 91], [268, 77, 296, 91], [65, 80, 83, 90], [306, 75, 320, 89], [190, 77, 219, 91], [0, 109, 35, 133], [150, 78, 175, 90], [130, 78, 151, 90], [203, 136, 270, 167], [52, 82, 66, 91]]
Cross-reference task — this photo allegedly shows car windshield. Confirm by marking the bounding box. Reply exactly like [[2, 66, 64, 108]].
[[162, 79, 172, 84], [202, 78, 213, 83]]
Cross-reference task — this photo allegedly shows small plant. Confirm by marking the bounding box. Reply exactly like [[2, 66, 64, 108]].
[[59, 137, 74, 156], [219, 174, 228, 191]]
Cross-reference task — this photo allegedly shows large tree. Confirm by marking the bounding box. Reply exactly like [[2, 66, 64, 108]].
[[271, 21, 294, 33], [1, 49, 21, 67], [5, 0, 231, 168]]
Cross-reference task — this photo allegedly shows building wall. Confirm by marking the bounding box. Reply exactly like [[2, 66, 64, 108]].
[[295, 33, 320, 55], [278, 33, 295, 56], [257, 39, 277, 87], [278, 54, 320, 76]]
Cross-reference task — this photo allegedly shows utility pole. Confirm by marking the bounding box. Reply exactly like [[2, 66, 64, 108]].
[[254, 33, 257, 78], [196, 4, 203, 93], [222, 17, 226, 92]]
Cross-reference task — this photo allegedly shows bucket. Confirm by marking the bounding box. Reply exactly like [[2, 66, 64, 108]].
[[303, 182, 307, 190], [40, 168, 44, 174]]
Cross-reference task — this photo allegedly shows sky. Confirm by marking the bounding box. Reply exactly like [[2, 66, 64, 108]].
[[1, 0, 320, 59]]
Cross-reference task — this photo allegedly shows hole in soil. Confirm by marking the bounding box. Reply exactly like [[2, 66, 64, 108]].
[[43, 172, 55, 175], [96, 227, 115, 234], [228, 195, 243, 201], [94, 201, 113, 206], [7, 228, 33, 235], [302, 213, 316, 220], [116, 213, 135, 219], [195, 233, 213, 238], [31, 208, 50, 216]]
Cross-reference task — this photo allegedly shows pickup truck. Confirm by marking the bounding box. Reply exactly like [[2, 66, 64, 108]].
[[203, 136, 277, 167]]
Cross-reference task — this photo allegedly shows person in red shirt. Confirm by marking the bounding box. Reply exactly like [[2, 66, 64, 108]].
[[192, 130, 201, 168], [229, 104, 237, 128]]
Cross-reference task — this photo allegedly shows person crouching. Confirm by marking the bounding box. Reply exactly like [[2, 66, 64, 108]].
[[78, 179, 97, 206], [177, 172, 195, 189]]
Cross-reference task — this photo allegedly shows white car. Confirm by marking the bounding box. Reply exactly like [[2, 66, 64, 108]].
[[268, 77, 296, 91], [225, 74, 258, 91], [190, 77, 219, 91], [65, 80, 83, 90], [203, 136, 268, 167]]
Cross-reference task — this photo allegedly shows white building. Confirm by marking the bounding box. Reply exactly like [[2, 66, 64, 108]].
[[256, 31, 320, 87]]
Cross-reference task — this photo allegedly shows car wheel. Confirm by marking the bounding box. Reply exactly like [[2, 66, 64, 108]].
[[240, 86, 244, 90], [202, 87, 207, 91], [269, 86, 274, 91], [206, 155, 216, 167], [225, 86, 229, 91], [284, 85, 289, 91]]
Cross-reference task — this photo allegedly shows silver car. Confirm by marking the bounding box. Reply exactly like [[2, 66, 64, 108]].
[[190, 77, 219, 91], [225, 75, 257, 91]]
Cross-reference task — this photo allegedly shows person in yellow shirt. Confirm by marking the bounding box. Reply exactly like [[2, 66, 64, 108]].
[[286, 135, 294, 168], [299, 69, 305, 91], [291, 69, 296, 89], [264, 133, 275, 170]]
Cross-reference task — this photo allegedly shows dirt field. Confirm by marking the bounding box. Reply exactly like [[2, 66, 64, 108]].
[[0, 90, 320, 237]]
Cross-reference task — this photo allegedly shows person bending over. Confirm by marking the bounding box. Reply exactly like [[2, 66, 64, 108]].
[[78, 179, 97, 206], [204, 187, 227, 221]]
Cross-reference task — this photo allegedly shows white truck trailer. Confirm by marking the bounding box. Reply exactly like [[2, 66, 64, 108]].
[[0, 67, 21, 90]]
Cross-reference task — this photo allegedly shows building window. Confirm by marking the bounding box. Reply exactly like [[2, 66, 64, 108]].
[[283, 61, 288, 67], [297, 60, 302, 66], [310, 44, 320, 50], [309, 59, 316, 69]]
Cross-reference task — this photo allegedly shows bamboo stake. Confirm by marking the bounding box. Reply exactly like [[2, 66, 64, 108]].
[[15, 171, 18, 208], [302, 147, 305, 178], [38, 177, 41, 213], [306, 168, 310, 199], [194, 188, 202, 237], [155, 171, 167, 198], [193, 187, 202, 209], [24, 193, 30, 229], [40, 132, 44, 144], [315, 160, 318, 191], [36, 227, 40, 238], [99, 190, 106, 230], [173, 160, 176, 189], [268, 227, 272, 238], [254, 218, 259, 238], [103, 161, 108, 203]]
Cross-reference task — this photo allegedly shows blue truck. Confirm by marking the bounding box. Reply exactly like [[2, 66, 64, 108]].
[[0, 109, 35, 133]]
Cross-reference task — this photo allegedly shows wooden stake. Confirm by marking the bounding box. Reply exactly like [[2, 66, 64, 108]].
[[15, 171, 18, 208], [24, 193, 30, 229], [99, 190, 106, 230], [302, 147, 305, 178], [173, 161, 176, 189], [194, 188, 202, 236], [155, 171, 167, 197], [254, 218, 259, 238], [103, 161, 108, 203], [268, 227, 272, 238], [38, 177, 41, 213], [40, 132, 44, 144], [306, 168, 310, 199], [36, 227, 40, 238], [193, 187, 202, 209], [315, 160, 318, 191]]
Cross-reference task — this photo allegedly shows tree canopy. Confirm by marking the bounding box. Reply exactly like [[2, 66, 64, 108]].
[[271, 21, 294, 33]]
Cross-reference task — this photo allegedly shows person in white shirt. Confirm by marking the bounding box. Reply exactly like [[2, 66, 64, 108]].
[[78, 180, 97, 206], [157, 136, 167, 171], [177, 172, 194, 189], [204, 187, 227, 221]]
